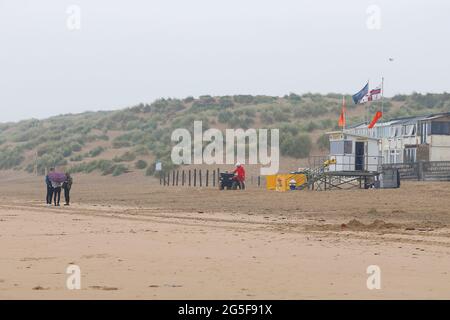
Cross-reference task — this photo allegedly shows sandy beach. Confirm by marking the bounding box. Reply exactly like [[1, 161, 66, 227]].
[[1, 171, 450, 299]]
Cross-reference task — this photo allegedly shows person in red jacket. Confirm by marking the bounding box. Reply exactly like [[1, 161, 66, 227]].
[[233, 162, 246, 189]]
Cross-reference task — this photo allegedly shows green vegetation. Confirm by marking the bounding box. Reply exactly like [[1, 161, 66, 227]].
[[316, 134, 330, 151], [1, 93, 449, 176], [68, 159, 128, 176], [135, 160, 148, 169], [87, 146, 105, 158], [113, 151, 136, 163], [0, 146, 24, 169]]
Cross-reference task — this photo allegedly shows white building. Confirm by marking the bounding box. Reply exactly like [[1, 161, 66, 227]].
[[343, 112, 450, 164], [327, 131, 381, 172]]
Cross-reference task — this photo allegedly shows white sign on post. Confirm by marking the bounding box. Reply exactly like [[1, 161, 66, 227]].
[[155, 161, 162, 172]]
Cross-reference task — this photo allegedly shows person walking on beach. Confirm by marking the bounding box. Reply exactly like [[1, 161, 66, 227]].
[[45, 168, 55, 206], [62, 173, 73, 206], [52, 180, 62, 206]]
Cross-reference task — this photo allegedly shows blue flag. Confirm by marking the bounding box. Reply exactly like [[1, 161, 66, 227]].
[[352, 82, 369, 104]]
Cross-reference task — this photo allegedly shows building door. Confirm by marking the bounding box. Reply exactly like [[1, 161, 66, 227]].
[[355, 142, 365, 171]]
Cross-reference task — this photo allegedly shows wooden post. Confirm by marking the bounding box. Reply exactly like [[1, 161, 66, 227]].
[[206, 170, 209, 187], [167, 172, 170, 187], [189, 170, 191, 186], [213, 170, 216, 187], [172, 170, 175, 186], [194, 169, 197, 187], [258, 176, 261, 187], [199, 169, 202, 187], [176, 170, 179, 186], [217, 168, 220, 184], [182, 170, 185, 186]]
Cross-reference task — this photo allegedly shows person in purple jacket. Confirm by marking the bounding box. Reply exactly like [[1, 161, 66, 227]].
[[45, 168, 55, 206]]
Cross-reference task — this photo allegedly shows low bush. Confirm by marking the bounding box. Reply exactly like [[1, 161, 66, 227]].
[[135, 160, 148, 169]]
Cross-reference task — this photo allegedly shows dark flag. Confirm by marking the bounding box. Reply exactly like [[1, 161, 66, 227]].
[[352, 82, 369, 104]]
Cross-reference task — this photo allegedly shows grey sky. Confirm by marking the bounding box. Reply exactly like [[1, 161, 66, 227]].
[[1, 0, 449, 122]]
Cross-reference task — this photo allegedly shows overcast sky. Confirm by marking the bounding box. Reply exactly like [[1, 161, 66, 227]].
[[1, 0, 449, 122]]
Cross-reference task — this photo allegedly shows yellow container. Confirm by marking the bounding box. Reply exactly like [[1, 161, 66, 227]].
[[266, 174, 307, 191], [266, 175, 278, 190]]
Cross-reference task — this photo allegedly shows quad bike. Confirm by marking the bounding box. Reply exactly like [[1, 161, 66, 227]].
[[219, 172, 245, 190]]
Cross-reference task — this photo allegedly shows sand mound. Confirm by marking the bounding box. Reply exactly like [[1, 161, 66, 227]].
[[341, 219, 397, 230], [306, 219, 399, 232]]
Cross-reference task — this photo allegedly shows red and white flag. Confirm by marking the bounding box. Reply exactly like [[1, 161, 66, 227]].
[[360, 84, 382, 103], [369, 85, 382, 101]]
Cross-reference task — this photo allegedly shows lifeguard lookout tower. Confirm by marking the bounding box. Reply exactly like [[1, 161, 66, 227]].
[[327, 131, 381, 172], [307, 131, 382, 190]]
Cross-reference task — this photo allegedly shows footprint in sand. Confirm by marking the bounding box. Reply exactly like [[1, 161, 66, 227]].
[[32, 286, 50, 290], [89, 285, 119, 291], [81, 253, 110, 259], [154, 284, 183, 288]]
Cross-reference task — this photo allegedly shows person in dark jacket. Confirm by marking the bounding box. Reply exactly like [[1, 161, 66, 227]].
[[52, 180, 62, 206], [45, 168, 55, 206], [62, 173, 73, 206]]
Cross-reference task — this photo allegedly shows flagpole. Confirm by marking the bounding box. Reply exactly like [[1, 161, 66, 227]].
[[381, 76, 384, 117], [366, 79, 370, 125], [343, 95, 346, 131]]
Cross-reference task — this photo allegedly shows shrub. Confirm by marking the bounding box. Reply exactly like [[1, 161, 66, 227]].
[[183, 96, 195, 104], [306, 121, 319, 132], [254, 95, 276, 104], [112, 140, 131, 148], [0, 147, 24, 169], [391, 94, 407, 102], [88, 146, 105, 158], [287, 93, 302, 102], [112, 164, 127, 176], [62, 146, 73, 157], [218, 111, 233, 123], [70, 154, 84, 162], [219, 97, 234, 108], [113, 151, 136, 162], [260, 111, 274, 124], [71, 143, 82, 152], [233, 95, 254, 105], [273, 110, 290, 122], [135, 160, 148, 169], [280, 133, 312, 158], [133, 145, 150, 156], [316, 134, 329, 151]]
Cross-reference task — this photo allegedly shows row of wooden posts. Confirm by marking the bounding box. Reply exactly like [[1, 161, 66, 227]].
[[159, 168, 262, 187]]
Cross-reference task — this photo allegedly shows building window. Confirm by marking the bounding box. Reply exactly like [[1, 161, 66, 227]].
[[420, 122, 428, 144], [344, 141, 353, 154], [390, 150, 396, 164], [390, 150, 402, 164], [404, 124, 416, 137], [431, 121, 450, 135], [330, 140, 353, 155], [404, 148, 416, 163]]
